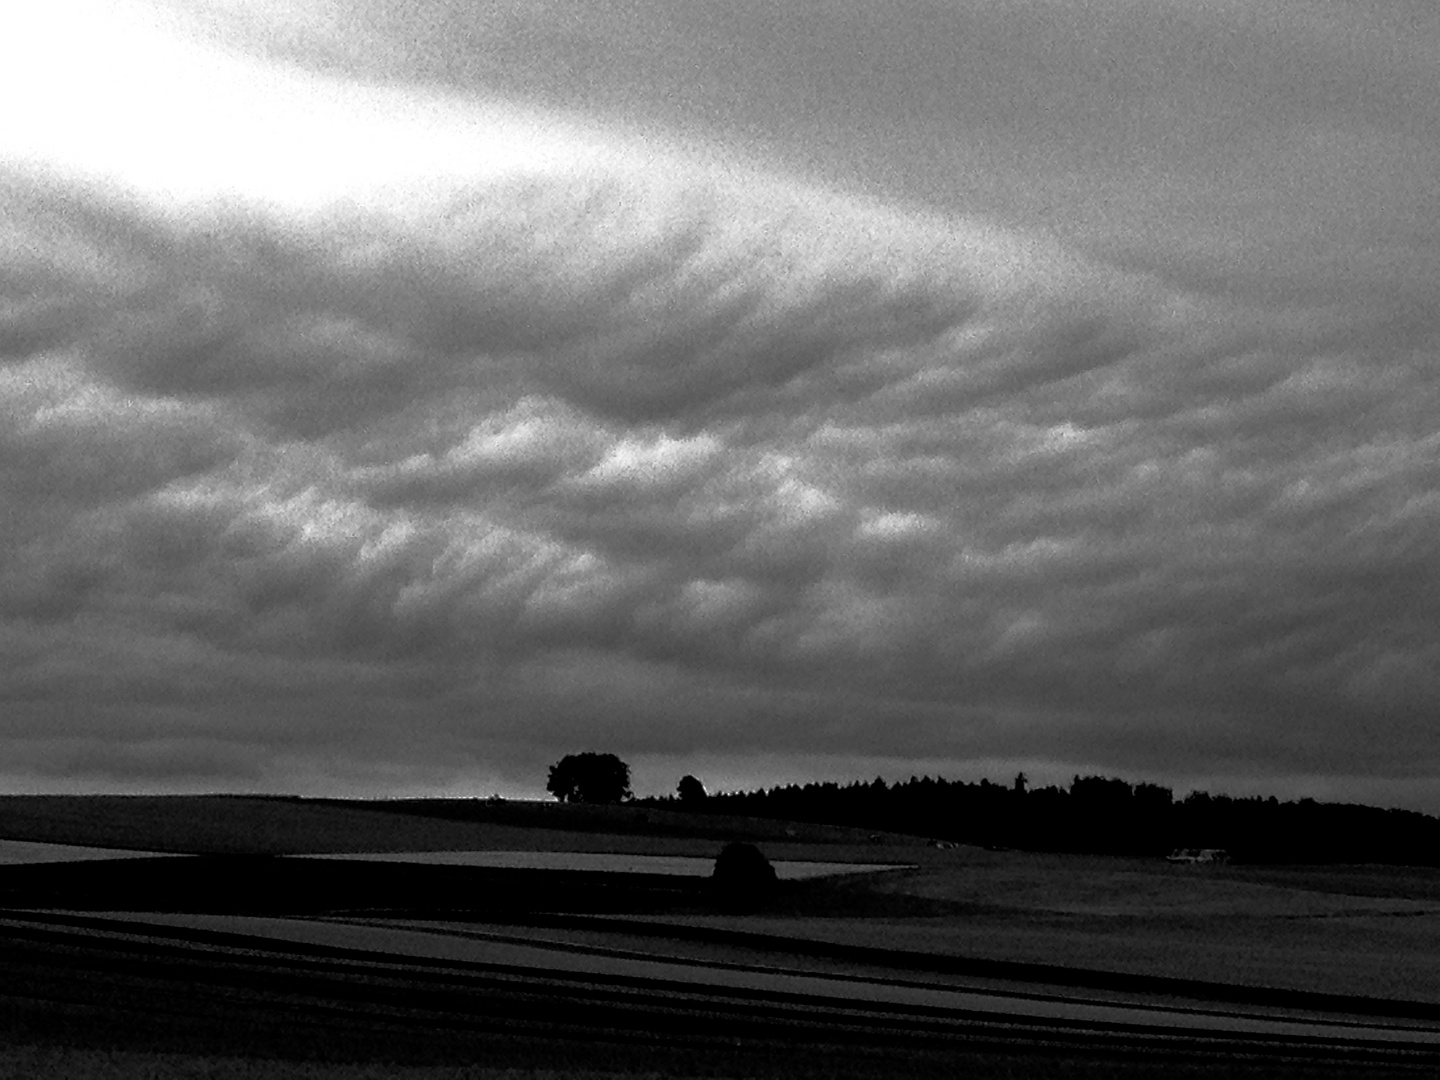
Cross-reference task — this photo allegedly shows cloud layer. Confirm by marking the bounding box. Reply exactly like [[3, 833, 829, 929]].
[[2, 1, 1438, 804]]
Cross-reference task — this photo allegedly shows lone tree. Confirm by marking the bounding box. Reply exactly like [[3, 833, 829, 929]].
[[677, 774, 707, 804], [546, 752, 632, 804]]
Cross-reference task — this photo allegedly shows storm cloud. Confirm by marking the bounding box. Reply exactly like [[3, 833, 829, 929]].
[[1, 0, 1437, 805]]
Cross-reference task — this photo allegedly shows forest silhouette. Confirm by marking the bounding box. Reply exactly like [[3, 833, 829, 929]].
[[643, 774, 1440, 866]]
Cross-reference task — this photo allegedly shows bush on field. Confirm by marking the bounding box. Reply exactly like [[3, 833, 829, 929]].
[[711, 841, 777, 912]]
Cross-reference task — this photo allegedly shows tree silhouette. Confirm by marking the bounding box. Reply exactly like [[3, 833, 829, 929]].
[[633, 770, 1440, 866], [677, 774, 707, 804], [545, 752, 632, 804], [711, 842, 777, 911]]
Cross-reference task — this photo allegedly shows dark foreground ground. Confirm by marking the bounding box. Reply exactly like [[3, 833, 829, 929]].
[[3, 796, 1439, 1078], [4, 909, 1438, 1080]]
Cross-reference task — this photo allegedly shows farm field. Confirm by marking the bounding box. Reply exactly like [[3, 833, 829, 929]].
[[0, 794, 907, 859], [300, 849, 906, 879], [10, 909, 1440, 1041], [0, 839, 190, 866], [3, 905, 1438, 1080], [668, 849, 1440, 1003], [3, 795, 1440, 1077]]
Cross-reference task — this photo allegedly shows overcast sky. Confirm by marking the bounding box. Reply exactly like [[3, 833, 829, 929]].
[[3, 0, 1438, 808]]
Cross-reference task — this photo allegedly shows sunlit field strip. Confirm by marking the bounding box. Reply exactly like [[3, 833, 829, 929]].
[[0, 839, 192, 866], [293, 850, 911, 879]]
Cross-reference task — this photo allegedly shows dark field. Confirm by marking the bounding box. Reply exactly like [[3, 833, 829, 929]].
[[3, 795, 1439, 1078]]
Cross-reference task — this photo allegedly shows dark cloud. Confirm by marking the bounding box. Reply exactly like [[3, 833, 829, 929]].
[[1, 1, 1437, 806]]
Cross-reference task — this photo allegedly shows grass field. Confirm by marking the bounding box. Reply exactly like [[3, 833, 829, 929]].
[[737, 848, 1440, 1002], [0, 795, 895, 856], [3, 795, 1439, 1077]]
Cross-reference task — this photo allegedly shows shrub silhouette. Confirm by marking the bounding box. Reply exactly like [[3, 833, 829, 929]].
[[711, 841, 778, 912]]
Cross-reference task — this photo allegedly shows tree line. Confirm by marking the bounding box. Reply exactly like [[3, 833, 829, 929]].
[[545, 752, 1440, 866], [650, 772, 1440, 866]]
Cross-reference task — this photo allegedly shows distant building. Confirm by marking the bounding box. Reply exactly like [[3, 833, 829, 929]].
[[1166, 848, 1229, 864]]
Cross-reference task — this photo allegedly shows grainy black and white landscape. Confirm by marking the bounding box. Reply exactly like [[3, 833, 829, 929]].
[[4, 1, 1440, 1074]]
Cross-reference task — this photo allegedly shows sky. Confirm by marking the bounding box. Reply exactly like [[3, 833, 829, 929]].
[[2, 0, 1438, 809]]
